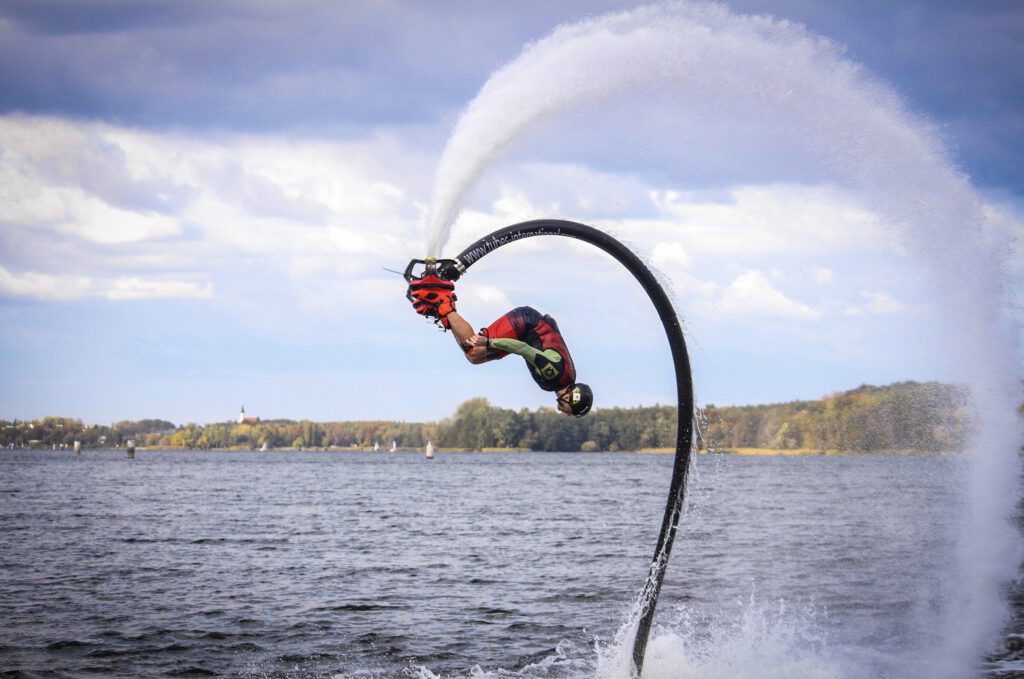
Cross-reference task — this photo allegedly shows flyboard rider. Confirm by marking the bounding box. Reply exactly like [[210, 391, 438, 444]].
[[406, 268, 593, 418]]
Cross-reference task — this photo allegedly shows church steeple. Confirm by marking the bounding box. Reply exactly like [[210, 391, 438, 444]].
[[238, 405, 245, 424]]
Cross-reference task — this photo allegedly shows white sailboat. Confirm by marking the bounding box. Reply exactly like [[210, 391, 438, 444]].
[[390, 440, 397, 452], [373, 441, 380, 452], [425, 441, 435, 460]]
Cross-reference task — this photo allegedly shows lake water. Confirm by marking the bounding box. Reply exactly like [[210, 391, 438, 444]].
[[0, 450, 1018, 678]]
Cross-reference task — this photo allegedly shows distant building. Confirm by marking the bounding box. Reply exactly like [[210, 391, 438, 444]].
[[237, 406, 259, 425]]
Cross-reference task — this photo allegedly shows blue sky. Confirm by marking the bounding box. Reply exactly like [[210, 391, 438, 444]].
[[1, 0, 1022, 425]]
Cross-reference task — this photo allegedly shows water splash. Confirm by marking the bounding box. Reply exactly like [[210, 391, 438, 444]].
[[597, 598, 842, 679], [426, 1, 1022, 676]]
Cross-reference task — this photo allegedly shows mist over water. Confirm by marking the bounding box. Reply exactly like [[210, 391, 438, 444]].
[[426, 2, 1022, 677]]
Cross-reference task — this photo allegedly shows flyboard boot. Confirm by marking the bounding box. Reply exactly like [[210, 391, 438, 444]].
[[405, 257, 459, 330]]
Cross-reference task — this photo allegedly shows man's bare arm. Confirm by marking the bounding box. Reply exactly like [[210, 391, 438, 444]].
[[445, 311, 488, 364]]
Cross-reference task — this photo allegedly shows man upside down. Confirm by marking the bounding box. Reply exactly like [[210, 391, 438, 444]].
[[407, 276, 593, 417]]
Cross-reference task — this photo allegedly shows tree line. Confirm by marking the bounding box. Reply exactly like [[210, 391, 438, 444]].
[[0, 417, 429, 452], [1, 381, 972, 453], [701, 381, 971, 453]]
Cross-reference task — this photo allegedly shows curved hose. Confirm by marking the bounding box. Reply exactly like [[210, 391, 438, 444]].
[[439, 219, 694, 675]]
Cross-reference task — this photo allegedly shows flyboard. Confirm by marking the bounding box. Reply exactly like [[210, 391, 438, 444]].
[[405, 219, 694, 676]]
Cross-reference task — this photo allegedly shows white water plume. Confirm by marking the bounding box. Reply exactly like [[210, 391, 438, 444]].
[[426, 2, 857, 256], [427, 1, 1022, 676], [596, 599, 840, 679]]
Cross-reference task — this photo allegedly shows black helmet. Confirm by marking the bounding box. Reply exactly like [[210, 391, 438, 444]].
[[566, 383, 593, 417]]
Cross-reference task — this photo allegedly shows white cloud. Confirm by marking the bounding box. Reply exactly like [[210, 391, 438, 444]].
[[105, 278, 213, 300], [443, 206, 549, 260], [861, 290, 903, 314], [507, 161, 652, 219], [222, 136, 411, 221], [0, 265, 214, 301], [56, 193, 182, 244], [471, 285, 512, 306], [651, 241, 692, 270], [461, 284, 513, 320], [492, 186, 559, 222], [2, 114, 1018, 372], [648, 241, 722, 302], [0, 266, 92, 301], [0, 115, 430, 309], [0, 167, 67, 227], [647, 183, 895, 257], [719, 269, 821, 320]]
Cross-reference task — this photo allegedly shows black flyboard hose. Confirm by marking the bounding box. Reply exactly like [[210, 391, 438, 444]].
[[437, 219, 694, 676]]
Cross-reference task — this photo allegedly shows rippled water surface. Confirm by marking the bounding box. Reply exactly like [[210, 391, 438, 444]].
[[0, 450, 1015, 678]]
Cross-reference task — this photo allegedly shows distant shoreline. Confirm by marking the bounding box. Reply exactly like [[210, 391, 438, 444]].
[[703, 447, 953, 456], [3, 383, 973, 455], [642, 447, 953, 456], [7, 445, 954, 456]]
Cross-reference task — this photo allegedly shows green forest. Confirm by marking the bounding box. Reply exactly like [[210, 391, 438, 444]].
[[2, 381, 974, 454]]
